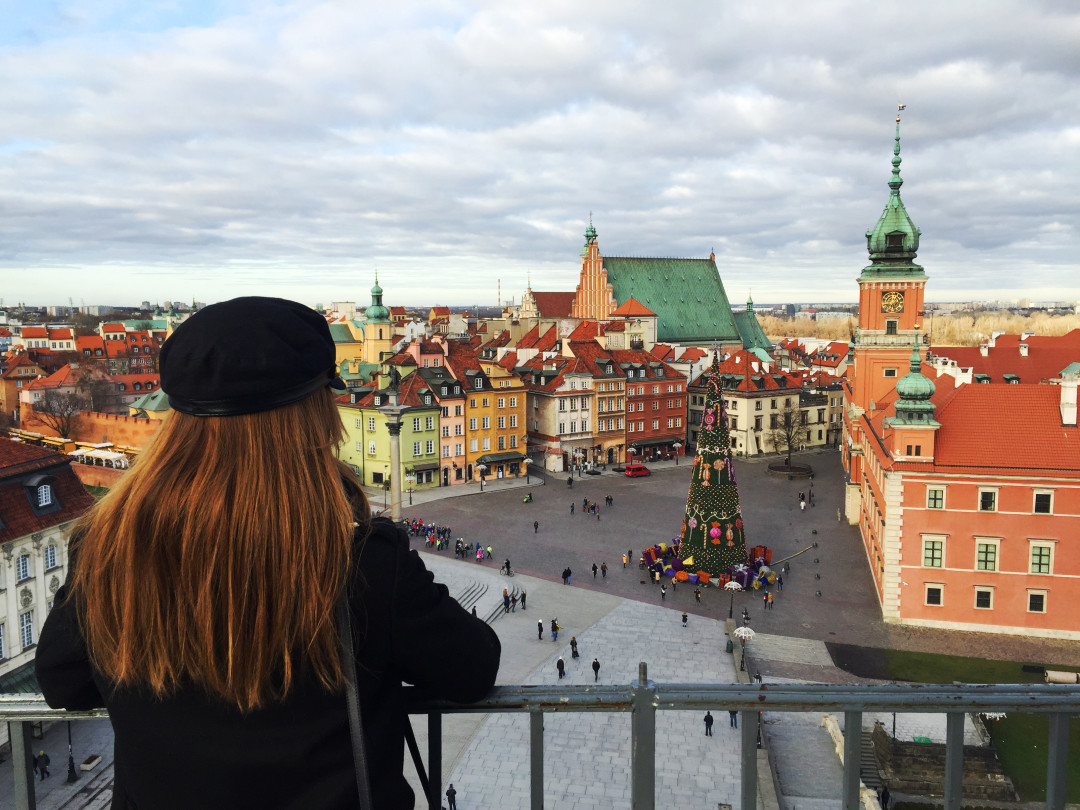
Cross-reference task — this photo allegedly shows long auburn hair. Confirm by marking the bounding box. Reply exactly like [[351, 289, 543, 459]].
[[69, 386, 368, 711]]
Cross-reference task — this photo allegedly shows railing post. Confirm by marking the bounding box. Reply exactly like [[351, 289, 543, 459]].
[[842, 711, 861, 810], [740, 710, 758, 810], [9, 720, 37, 810], [530, 710, 544, 810], [427, 712, 442, 810], [944, 711, 964, 810], [631, 662, 655, 810], [1046, 712, 1070, 810]]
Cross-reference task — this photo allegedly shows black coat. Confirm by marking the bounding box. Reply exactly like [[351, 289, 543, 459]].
[[35, 518, 501, 810]]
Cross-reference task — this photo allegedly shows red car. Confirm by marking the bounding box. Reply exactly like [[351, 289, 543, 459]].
[[624, 464, 651, 477]]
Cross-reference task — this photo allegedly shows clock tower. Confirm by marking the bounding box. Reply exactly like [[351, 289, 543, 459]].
[[851, 112, 927, 414]]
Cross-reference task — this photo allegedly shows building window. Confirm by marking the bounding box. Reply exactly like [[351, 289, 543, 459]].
[[974, 588, 993, 610], [412, 418, 421, 431], [469, 418, 477, 431], [413, 442, 422, 457], [482, 438, 490, 451], [883, 368, 897, 378], [976, 541, 997, 572], [20, 611, 34, 649], [558, 422, 566, 435], [368, 441, 376, 455], [978, 489, 997, 512], [509, 435, 517, 448], [442, 426, 450, 438], [469, 439, 478, 452], [755, 401, 762, 411], [442, 445, 451, 458], [497, 398, 505, 409], [425, 440, 434, 454], [455, 405, 463, 416], [754, 416, 762, 430], [481, 417, 490, 429], [509, 415, 517, 428], [730, 417, 738, 430], [1034, 491, 1053, 514], [497, 416, 506, 429], [425, 416, 434, 430], [1029, 543, 1053, 575], [482, 397, 489, 407], [924, 584, 943, 607], [885, 320, 898, 335], [922, 539, 943, 568], [1028, 590, 1047, 614], [926, 488, 944, 509], [497, 436, 505, 450], [44, 544, 58, 571], [0, 623, 4, 659], [16, 554, 31, 582], [37, 485, 53, 508], [367, 417, 375, 431]]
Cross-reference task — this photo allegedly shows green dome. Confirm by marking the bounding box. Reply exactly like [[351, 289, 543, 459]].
[[365, 275, 390, 322], [861, 116, 924, 279], [895, 344, 936, 415]]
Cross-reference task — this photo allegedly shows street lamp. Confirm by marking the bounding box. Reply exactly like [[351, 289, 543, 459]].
[[523, 457, 533, 484], [734, 625, 755, 671], [477, 463, 488, 491], [673, 441, 683, 465], [724, 580, 743, 619], [65, 721, 78, 783]]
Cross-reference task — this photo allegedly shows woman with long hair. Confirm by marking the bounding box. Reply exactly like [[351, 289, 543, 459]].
[[36, 297, 501, 809]]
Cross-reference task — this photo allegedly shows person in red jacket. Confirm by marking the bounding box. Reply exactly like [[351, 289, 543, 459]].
[[36, 298, 501, 810]]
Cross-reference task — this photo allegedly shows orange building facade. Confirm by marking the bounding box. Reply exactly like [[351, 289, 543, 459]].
[[842, 116, 1080, 639]]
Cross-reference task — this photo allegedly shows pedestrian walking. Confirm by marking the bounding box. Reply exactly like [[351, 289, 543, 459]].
[[538, 619, 543, 641], [767, 591, 774, 610], [533, 520, 539, 533], [592, 562, 598, 579], [880, 786, 891, 810], [800, 499, 806, 512], [34, 750, 51, 779], [682, 612, 688, 628], [601, 562, 608, 578], [471, 605, 477, 618], [570, 502, 574, 515], [704, 711, 714, 736], [729, 710, 738, 728], [521, 589, 527, 610], [592, 658, 600, 682], [671, 577, 676, 592], [570, 636, 579, 659], [551, 618, 560, 642], [596, 509, 601, 521], [503, 592, 511, 613], [777, 574, 784, 591], [660, 584, 667, 601], [446, 783, 457, 810], [566, 567, 572, 585], [556, 657, 565, 679], [485, 545, 493, 559], [627, 549, 633, 566], [694, 587, 701, 603], [622, 553, 628, 568], [511, 593, 518, 612], [762, 590, 768, 608]]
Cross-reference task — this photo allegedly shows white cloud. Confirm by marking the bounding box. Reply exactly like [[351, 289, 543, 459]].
[[0, 0, 1078, 307]]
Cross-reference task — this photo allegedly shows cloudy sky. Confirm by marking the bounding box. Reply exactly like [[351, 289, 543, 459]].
[[2, 0, 1078, 309]]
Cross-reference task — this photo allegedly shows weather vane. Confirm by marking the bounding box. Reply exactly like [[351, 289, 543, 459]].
[[897, 103, 905, 122]]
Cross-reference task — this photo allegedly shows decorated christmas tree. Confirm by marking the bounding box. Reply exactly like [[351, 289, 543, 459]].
[[679, 353, 747, 576]]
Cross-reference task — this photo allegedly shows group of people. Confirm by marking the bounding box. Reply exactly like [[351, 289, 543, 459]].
[[798, 486, 815, 511], [502, 587, 526, 613], [574, 497, 604, 517], [405, 519, 452, 541], [453, 539, 494, 562], [560, 566, 573, 585], [555, 637, 601, 682]]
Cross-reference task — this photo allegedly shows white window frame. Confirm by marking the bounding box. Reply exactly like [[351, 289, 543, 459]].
[[921, 536, 945, 569], [1029, 541, 1055, 575], [978, 488, 998, 512], [367, 417, 375, 431], [1027, 589, 1047, 614], [926, 486, 945, 510], [469, 439, 478, 452], [412, 418, 421, 431], [974, 587, 994, 610], [15, 554, 31, 583], [425, 440, 434, 454], [367, 440, 376, 456], [482, 437, 490, 451], [1033, 490, 1054, 515], [425, 416, 434, 430], [974, 538, 999, 572], [481, 416, 490, 429], [469, 418, 477, 431], [37, 484, 52, 507], [413, 442, 422, 457], [924, 583, 944, 607], [44, 544, 58, 571], [19, 611, 33, 649]]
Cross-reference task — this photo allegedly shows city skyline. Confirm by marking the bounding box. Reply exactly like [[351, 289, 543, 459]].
[[2, 1, 1079, 308]]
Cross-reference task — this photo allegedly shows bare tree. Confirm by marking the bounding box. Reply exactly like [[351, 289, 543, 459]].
[[767, 401, 804, 466], [32, 389, 87, 439]]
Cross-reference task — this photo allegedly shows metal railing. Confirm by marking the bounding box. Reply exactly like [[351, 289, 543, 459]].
[[3, 663, 1077, 810]]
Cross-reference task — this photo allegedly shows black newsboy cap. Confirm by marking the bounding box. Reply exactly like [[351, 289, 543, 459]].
[[160, 296, 346, 417]]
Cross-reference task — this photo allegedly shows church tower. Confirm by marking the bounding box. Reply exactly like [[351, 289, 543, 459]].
[[851, 111, 927, 415], [362, 275, 392, 364], [569, 217, 617, 321]]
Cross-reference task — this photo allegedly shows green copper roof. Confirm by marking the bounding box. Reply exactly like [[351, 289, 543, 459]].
[[329, 323, 359, 343], [733, 309, 773, 351], [602, 256, 741, 344], [130, 387, 171, 412], [891, 342, 938, 424], [861, 116, 924, 280], [365, 276, 390, 323]]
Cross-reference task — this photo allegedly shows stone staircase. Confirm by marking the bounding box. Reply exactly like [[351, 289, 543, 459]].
[[870, 723, 1019, 800], [451, 579, 526, 624]]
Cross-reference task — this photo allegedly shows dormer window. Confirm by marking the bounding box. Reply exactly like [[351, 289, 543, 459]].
[[37, 484, 53, 507], [885, 232, 904, 250]]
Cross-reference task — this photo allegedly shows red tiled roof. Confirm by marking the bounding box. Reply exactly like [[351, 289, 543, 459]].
[[0, 439, 96, 543], [49, 328, 74, 340], [610, 297, 656, 318], [932, 330, 1080, 384], [102, 323, 126, 332], [531, 292, 576, 319], [566, 321, 602, 342], [22, 327, 47, 338], [0, 327, 12, 337]]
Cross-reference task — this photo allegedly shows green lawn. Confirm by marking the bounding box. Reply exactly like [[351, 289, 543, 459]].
[[833, 645, 1080, 801]]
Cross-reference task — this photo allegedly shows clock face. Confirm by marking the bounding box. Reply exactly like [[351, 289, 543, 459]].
[[881, 291, 905, 314]]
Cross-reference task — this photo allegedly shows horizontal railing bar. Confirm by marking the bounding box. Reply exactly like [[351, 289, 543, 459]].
[[6, 681, 1080, 721]]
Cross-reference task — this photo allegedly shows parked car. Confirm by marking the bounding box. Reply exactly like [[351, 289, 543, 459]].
[[624, 464, 651, 477]]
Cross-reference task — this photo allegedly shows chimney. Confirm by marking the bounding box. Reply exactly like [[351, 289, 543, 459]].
[[1019, 344, 1029, 357], [1021, 331, 1035, 341], [1061, 376, 1078, 427], [979, 344, 989, 357]]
